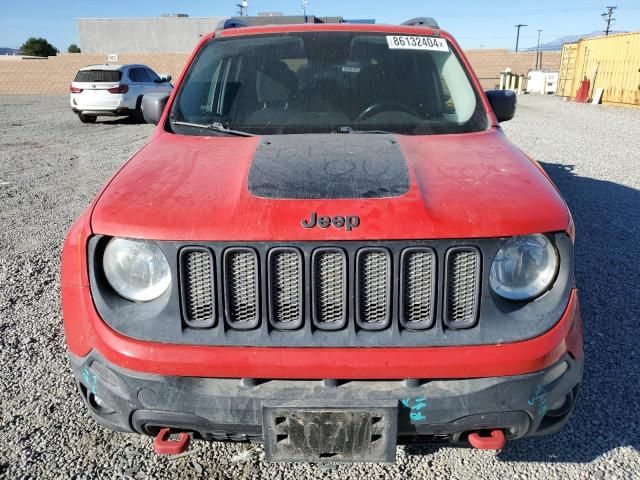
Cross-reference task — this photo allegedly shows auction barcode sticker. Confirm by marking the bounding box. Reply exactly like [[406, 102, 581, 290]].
[[386, 35, 449, 52]]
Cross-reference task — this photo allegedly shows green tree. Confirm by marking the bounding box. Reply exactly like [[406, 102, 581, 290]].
[[19, 37, 58, 57], [67, 43, 81, 53]]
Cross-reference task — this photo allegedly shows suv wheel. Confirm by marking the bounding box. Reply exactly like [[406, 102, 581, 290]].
[[132, 96, 145, 123], [77, 113, 97, 124]]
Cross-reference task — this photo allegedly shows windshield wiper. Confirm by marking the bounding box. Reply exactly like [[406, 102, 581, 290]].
[[171, 120, 254, 137], [336, 126, 396, 135]]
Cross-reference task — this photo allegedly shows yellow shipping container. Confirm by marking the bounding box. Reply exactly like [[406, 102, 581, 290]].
[[557, 32, 640, 106]]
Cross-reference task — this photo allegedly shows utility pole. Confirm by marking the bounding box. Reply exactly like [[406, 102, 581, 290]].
[[236, 0, 248, 17], [302, 0, 308, 22], [602, 6, 617, 36], [535, 29, 543, 70], [515, 24, 528, 52]]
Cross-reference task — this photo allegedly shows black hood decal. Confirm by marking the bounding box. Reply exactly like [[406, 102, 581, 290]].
[[248, 134, 410, 199]]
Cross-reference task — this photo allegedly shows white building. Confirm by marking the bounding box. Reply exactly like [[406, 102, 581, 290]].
[[77, 16, 229, 54]]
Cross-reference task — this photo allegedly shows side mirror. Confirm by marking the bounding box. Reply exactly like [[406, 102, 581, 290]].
[[485, 90, 517, 122], [155, 74, 172, 83], [142, 93, 170, 125]]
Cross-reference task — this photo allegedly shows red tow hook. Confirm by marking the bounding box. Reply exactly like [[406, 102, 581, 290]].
[[153, 428, 191, 456], [468, 429, 506, 450]]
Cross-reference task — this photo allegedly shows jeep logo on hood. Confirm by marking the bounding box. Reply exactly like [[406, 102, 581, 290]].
[[301, 212, 360, 232]]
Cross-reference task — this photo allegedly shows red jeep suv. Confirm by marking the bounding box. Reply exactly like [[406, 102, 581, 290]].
[[61, 18, 583, 462]]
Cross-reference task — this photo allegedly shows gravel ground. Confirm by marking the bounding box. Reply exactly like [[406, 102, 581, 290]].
[[0, 94, 638, 479]]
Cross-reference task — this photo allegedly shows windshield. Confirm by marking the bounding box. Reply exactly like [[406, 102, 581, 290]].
[[169, 32, 488, 136]]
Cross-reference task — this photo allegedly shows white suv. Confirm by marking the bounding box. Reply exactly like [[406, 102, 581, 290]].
[[70, 64, 173, 123]]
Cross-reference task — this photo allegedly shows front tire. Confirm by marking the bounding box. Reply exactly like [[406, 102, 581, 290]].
[[77, 113, 96, 123], [131, 96, 145, 123]]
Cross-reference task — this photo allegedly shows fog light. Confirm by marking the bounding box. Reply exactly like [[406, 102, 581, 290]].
[[93, 394, 107, 409], [89, 392, 115, 414], [542, 361, 568, 386], [546, 392, 573, 418], [549, 396, 567, 411]]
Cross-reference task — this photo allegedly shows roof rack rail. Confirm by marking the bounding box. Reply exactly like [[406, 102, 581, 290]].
[[223, 18, 249, 29], [402, 17, 440, 29]]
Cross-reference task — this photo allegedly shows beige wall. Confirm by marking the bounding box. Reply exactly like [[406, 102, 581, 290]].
[[0, 49, 561, 95], [0, 53, 189, 95], [465, 49, 562, 90]]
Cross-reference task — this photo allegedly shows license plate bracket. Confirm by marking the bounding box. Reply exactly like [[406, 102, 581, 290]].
[[262, 402, 397, 463]]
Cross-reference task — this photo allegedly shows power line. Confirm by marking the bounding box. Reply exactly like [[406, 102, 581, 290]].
[[437, 6, 606, 20], [455, 34, 566, 39], [515, 24, 528, 52], [602, 6, 617, 36]]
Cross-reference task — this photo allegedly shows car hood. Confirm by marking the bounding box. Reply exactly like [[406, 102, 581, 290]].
[[91, 128, 569, 241]]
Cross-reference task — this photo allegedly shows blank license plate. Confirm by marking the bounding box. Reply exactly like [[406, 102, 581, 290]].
[[263, 406, 397, 463]]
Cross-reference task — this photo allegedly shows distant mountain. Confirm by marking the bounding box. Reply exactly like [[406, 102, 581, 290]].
[[0, 47, 19, 55], [524, 31, 627, 51]]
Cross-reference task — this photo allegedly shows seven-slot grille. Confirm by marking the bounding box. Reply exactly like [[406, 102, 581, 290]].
[[180, 246, 481, 332]]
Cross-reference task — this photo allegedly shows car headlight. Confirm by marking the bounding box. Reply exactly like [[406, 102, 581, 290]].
[[489, 234, 558, 301], [102, 238, 171, 302]]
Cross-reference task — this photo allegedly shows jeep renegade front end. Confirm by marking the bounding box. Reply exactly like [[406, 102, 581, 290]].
[[62, 19, 583, 462]]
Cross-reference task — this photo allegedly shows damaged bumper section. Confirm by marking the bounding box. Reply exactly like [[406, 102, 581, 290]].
[[70, 352, 582, 462]]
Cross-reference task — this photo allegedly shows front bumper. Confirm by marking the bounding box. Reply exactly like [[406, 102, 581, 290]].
[[63, 285, 582, 379], [70, 351, 583, 449]]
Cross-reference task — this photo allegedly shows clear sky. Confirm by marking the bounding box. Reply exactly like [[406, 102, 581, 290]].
[[1, 0, 639, 51]]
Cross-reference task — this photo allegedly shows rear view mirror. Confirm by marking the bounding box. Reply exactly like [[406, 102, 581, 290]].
[[485, 90, 517, 122], [142, 93, 170, 125]]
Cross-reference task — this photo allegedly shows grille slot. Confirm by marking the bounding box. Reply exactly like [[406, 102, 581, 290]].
[[269, 249, 303, 329], [357, 249, 391, 328], [312, 249, 347, 328], [401, 249, 436, 329], [445, 248, 481, 328], [181, 249, 215, 328], [224, 249, 259, 328]]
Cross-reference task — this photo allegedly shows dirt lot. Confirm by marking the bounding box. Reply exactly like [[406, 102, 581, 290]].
[[0, 95, 639, 479]]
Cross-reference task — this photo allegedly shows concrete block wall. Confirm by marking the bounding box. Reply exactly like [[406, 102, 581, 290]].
[[465, 49, 562, 90], [0, 53, 189, 95], [0, 49, 561, 95]]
